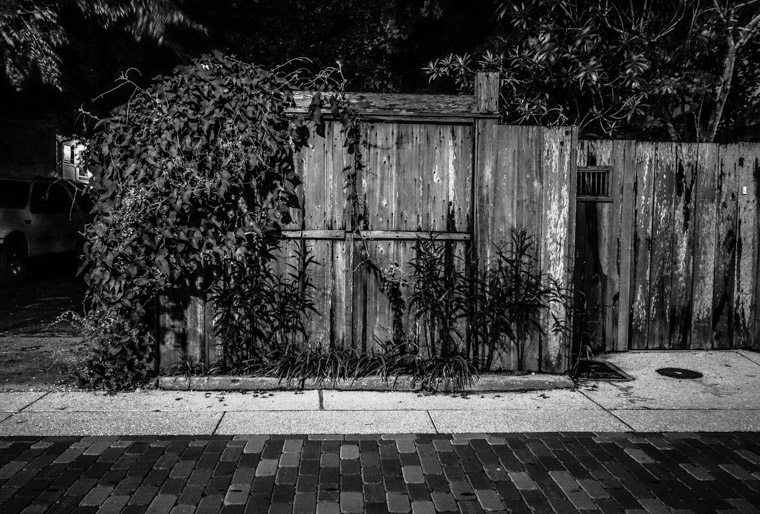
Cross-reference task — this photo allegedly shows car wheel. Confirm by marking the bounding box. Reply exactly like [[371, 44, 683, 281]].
[[0, 239, 28, 285]]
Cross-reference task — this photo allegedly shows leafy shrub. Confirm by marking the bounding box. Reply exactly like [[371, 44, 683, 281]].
[[79, 53, 330, 388], [472, 227, 570, 371], [209, 241, 319, 368], [72, 308, 155, 390], [408, 236, 466, 359]]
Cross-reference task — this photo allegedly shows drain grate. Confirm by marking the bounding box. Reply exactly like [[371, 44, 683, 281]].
[[656, 367, 703, 379], [574, 359, 632, 381]]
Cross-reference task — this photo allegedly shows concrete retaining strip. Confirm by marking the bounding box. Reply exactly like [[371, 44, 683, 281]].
[[158, 374, 574, 392]]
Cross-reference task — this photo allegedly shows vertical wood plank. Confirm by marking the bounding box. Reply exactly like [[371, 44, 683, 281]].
[[331, 121, 354, 349], [753, 149, 760, 350], [587, 141, 614, 352], [616, 140, 637, 351], [474, 116, 497, 364], [572, 200, 593, 352], [306, 238, 332, 348], [496, 125, 519, 371], [475, 72, 500, 114], [607, 141, 636, 351], [522, 126, 542, 371], [326, 121, 343, 231], [690, 144, 718, 349], [291, 135, 308, 229], [602, 141, 620, 353], [734, 143, 757, 348], [309, 123, 334, 347], [305, 126, 326, 231], [540, 126, 575, 373], [712, 144, 738, 349], [331, 239, 350, 348], [630, 143, 655, 349], [668, 143, 698, 349], [647, 143, 676, 349], [474, 121, 495, 264], [456, 124, 474, 232]]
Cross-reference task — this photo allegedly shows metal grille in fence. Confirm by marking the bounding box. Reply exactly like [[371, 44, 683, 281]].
[[577, 166, 612, 202]]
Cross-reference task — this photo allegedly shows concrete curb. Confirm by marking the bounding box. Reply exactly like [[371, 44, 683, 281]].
[[158, 374, 574, 392]]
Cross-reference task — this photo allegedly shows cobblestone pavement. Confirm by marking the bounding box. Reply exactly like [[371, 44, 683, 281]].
[[2, 433, 760, 514]]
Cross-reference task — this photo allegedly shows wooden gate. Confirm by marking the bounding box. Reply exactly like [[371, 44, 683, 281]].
[[275, 120, 475, 354]]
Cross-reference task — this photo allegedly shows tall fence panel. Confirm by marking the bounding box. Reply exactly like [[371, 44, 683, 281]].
[[575, 140, 760, 352], [476, 123, 576, 372], [353, 122, 474, 354]]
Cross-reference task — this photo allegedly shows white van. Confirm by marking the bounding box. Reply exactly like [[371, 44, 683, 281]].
[[0, 177, 91, 284]]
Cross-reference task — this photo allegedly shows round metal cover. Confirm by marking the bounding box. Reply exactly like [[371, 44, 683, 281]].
[[656, 367, 703, 379]]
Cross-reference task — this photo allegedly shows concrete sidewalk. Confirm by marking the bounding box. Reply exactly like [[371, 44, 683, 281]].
[[1, 350, 759, 436]]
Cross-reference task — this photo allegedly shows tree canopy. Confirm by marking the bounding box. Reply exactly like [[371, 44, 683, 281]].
[[426, 0, 760, 142], [4, 0, 760, 142], [2, 0, 494, 127], [1, 0, 200, 91]]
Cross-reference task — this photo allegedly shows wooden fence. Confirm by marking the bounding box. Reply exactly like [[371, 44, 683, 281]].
[[574, 140, 760, 352], [157, 74, 578, 374]]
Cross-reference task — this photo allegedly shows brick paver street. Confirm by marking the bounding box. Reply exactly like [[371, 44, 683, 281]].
[[2, 432, 760, 514]]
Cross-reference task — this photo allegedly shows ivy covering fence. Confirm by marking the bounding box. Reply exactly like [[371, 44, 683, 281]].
[[76, 55, 577, 390]]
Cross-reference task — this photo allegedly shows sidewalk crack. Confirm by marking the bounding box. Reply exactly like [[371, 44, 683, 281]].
[[212, 412, 225, 435], [16, 390, 52, 414], [735, 350, 760, 367], [426, 410, 439, 433], [579, 390, 636, 432], [318, 389, 324, 411]]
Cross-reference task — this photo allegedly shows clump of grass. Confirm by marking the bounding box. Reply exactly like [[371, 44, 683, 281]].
[[168, 339, 478, 393], [266, 345, 387, 388]]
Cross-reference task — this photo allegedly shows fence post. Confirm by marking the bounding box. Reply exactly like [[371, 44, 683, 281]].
[[475, 72, 500, 115], [473, 72, 499, 367], [473, 71, 500, 265]]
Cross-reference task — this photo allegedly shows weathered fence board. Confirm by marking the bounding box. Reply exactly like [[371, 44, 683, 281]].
[[608, 141, 632, 352], [713, 145, 739, 349], [754, 152, 760, 349], [600, 142, 617, 352], [157, 274, 209, 370], [630, 144, 655, 349], [690, 144, 719, 349], [669, 143, 698, 349], [647, 143, 676, 349], [541, 127, 576, 372], [734, 144, 758, 348]]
